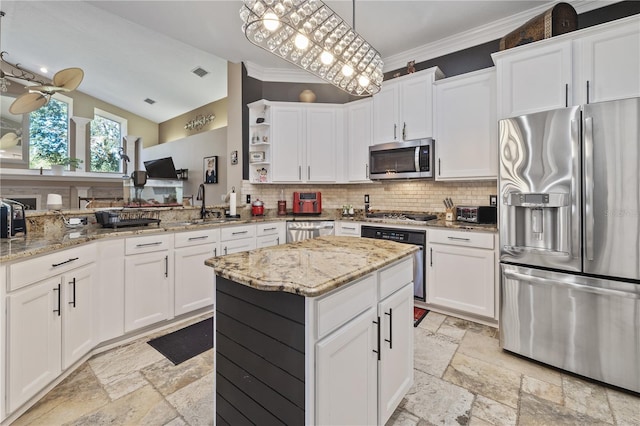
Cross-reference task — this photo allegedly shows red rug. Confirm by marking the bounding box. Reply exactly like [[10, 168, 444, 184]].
[[414, 307, 429, 327]]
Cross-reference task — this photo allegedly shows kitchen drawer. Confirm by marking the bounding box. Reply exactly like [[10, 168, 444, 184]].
[[255, 222, 284, 237], [316, 274, 376, 340], [220, 224, 256, 241], [9, 243, 97, 292], [428, 228, 494, 249], [336, 221, 361, 236], [125, 233, 173, 255], [174, 228, 220, 248], [379, 257, 413, 300]]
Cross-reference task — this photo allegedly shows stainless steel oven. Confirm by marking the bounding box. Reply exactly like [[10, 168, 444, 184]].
[[361, 225, 426, 300], [369, 138, 434, 180]]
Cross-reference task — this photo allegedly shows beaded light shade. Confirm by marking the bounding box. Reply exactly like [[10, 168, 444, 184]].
[[240, 0, 383, 96]]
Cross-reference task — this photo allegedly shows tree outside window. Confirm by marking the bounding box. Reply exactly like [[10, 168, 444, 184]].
[[90, 114, 122, 173], [28, 98, 69, 169]]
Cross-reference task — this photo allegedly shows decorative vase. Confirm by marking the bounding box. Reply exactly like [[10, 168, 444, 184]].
[[299, 89, 316, 103]]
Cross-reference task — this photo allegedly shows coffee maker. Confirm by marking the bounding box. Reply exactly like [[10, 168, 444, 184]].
[[1, 199, 27, 238]]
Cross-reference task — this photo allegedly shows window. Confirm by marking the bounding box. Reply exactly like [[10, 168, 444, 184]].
[[28, 96, 71, 169], [90, 109, 127, 173]]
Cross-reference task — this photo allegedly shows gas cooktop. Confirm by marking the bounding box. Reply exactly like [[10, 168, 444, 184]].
[[365, 211, 438, 223]]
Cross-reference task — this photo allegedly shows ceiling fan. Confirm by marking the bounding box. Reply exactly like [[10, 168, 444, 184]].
[[1, 51, 84, 115]]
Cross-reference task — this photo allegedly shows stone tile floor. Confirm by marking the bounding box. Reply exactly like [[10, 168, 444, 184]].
[[12, 312, 640, 425]]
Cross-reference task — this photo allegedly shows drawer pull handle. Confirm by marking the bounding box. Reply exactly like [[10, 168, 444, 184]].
[[164, 255, 169, 278], [232, 231, 248, 235], [53, 284, 61, 316], [52, 257, 79, 267], [263, 227, 277, 231], [447, 236, 471, 242], [136, 241, 163, 248], [343, 226, 356, 230], [69, 277, 76, 308], [188, 236, 209, 241]]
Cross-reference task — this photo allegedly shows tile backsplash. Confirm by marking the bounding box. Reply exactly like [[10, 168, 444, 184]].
[[241, 180, 497, 213]]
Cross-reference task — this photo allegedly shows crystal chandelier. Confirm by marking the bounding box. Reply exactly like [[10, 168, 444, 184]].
[[240, 0, 383, 96]]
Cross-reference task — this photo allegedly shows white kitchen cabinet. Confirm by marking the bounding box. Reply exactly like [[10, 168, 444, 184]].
[[334, 221, 362, 237], [373, 67, 444, 144], [6, 248, 97, 413], [124, 234, 173, 332], [95, 239, 125, 343], [270, 102, 341, 183], [255, 222, 285, 248], [315, 257, 414, 425], [174, 228, 219, 316], [378, 283, 413, 424], [316, 306, 378, 425], [427, 229, 496, 318], [220, 224, 257, 255], [574, 16, 640, 104], [493, 39, 572, 118], [345, 98, 373, 182], [434, 68, 497, 180]]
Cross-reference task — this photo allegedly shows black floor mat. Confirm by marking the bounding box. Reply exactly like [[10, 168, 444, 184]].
[[148, 317, 213, 365]]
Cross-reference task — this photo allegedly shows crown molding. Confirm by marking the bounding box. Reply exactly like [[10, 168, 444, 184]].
[[245, 1, 612, 82], [382, 0, 606, 72]]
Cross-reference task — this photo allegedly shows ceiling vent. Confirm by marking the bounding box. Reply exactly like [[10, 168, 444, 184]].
[[191, 66, 209, 78], [144, 98, 156, 105]]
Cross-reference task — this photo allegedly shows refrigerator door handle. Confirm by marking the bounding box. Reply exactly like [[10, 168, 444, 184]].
[[503, 269, 640, 299], [584, 116, 595, 261]]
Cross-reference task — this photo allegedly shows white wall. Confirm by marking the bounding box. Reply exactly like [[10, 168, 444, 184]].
[[142, 127, 228, 206]]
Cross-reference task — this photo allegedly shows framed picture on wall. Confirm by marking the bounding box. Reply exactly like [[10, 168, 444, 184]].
[[203, 155, 218, 184]]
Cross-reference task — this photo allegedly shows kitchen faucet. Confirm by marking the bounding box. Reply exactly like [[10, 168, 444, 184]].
[[196, 183, 206, 219]]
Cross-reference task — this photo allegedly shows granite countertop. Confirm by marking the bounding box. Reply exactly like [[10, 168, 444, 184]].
[[205, 235, 419, 297]]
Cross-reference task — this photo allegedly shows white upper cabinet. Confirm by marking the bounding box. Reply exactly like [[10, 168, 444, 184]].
[[493, 40, 572, 118], [270, 102, 341, 183], [493, 15, 640, 118], [373, 67, 444, 144], [345, 98, 373, 182], [574, 16, 640, 104], [434, 68, 497, 180]]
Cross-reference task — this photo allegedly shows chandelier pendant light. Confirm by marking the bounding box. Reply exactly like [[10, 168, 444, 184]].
[[240, 0, 384, 96]]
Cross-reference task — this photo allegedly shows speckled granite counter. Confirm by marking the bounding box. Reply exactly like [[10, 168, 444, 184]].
[[205, 235, 418, 297]]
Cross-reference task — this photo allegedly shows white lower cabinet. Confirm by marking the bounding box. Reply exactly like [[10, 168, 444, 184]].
[[427, 229, 496, 318], [315, 257, 414, 425], [255, 222, 286, 248], [6, 257, 96, 413], [220, 224, 257, 255], [174, 228, 219, 316], [124, 234, 173, 332]]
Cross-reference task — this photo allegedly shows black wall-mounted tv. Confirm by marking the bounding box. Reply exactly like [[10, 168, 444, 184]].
[[143, 157, 179, 179]]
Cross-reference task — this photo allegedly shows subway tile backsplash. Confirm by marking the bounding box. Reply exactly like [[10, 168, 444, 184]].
[[241, 180, 497, 213]]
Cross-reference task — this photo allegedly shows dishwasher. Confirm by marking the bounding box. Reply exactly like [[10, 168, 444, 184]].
[[286, 220, 335, 243]]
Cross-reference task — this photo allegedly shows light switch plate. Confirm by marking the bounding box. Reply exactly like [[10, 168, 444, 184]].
[[364, 194, 369, 203], [489, 195, 497, 206]]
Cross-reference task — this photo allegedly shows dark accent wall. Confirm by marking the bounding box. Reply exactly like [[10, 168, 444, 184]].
[[216, 277, 306, 425], [241, 1, 640, 179]]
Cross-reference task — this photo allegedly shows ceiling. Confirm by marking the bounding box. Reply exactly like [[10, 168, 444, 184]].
[[0, 1, 605, 123]]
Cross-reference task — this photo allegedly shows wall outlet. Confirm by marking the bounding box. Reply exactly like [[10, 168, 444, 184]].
[[489, 195, 497, 206], [364, 194, 369, 203], [246, 194, 251, 204]]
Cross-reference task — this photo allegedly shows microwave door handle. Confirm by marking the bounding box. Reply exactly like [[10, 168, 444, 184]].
[[414, 147, 420, 172]]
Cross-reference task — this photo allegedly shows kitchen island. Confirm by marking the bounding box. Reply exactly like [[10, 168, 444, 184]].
[[205, 236, 418, 425]]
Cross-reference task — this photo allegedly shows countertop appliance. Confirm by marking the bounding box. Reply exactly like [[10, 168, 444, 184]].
[[286, 220, 334, 243], [456, 206, 496, 224], [361, 225, 426, 301], [293, 191, 322, 215], [1, 199, 27, 238], [498, 97, 640, 393], [369, 138, 434, 180]]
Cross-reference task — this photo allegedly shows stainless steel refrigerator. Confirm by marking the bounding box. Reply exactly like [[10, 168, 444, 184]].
[[498, 97, 640, 393]]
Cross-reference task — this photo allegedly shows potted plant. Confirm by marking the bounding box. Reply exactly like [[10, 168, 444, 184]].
[[48, 152, 83, 175]]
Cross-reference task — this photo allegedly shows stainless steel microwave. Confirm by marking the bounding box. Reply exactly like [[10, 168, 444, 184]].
[[368, 138, 434, 180]]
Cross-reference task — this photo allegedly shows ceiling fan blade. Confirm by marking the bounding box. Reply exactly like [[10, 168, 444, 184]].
[[52, 67, 84, 91], [9, 92, 49, 114], [28, 85, 71, 93]]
